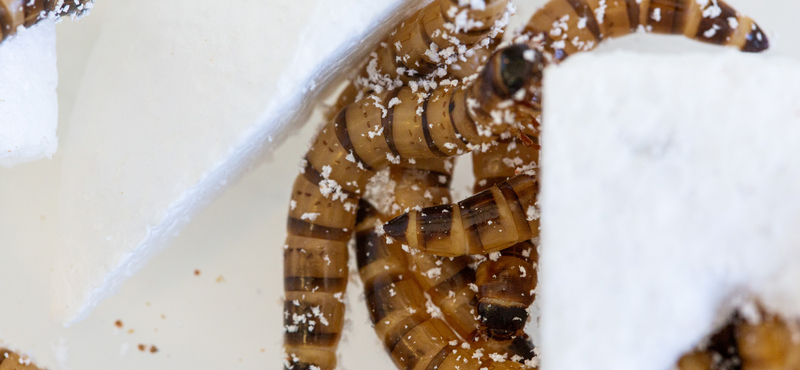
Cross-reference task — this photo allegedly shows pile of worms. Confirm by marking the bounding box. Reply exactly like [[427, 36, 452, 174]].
[[2, 0, 792, 369], [282, 0, 785, 369]]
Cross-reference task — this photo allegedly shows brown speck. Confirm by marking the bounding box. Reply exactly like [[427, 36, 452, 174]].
[[149, 346, 158, 353], [260, 348, 265, 353], [194, 269, 201, 276], [114, 320, 123, 328], [146, 302, 151, 306], [216, 275, 225, 283], [137, 344, 146, 352], [40, 215, 46, 221], [160, 314, 165, 319], [128, 329, 135, 334]]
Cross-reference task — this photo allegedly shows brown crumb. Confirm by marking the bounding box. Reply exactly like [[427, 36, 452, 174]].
[[114, 320, 123, 328], [160, 314, 165, 319], [128, 329, 135, 334], [194, 269, 201, 276], [149, 346, 158, 353], [260, 348, 265, 353], [216, 275, 225, 283], [137, 344, 146, 352]]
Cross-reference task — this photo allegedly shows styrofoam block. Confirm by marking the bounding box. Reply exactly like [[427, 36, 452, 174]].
[[53, 0, 431, 324], [539, 52, 800, 370], [0, 20, 58, 168]]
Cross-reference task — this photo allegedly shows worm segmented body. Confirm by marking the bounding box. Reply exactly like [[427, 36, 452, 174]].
[[471, 139, 540, 341], [283, 45, 543, 370], [383, 0, 768, 258], [521, 0, 768, 61], [361, 0, 509, 86], [287, 0, 772, 366], [326, 0, 510, 121], [0, 348, 43, 370], [356, 199, 534, 370], [0, 0, 92, 43], [676, 308, 800, 370], [382, 158, 536, 359], [384, 172, 539, 257]]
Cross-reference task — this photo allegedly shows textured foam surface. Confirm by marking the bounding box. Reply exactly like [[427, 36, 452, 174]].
[[0, 21, 58, 168], [539, 52, 800, 370], [54, 0, 430, 324]]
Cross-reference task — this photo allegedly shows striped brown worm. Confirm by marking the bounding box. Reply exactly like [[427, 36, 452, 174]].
[[520, 0, 768, 62], [355, 198, 535, 370], [326, 0, 509, 121], [383, 0, 768, 258], [0, 348, 44, 370], [677, 306, 800, 370], [471, 139, 540, 341], [282, 44, 543, 370]]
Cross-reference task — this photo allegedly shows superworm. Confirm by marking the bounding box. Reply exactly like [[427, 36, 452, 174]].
[[0, 0, 92, 43], [326, 0, 508, 122], [355, 199, 534, 370], [676, 307, 800, 370], [362, 0, 508, 85], [385, 158, 536, 357], [471, 139, 540, 341], [520, 0, 768, 62], [382, 0, 769, 258], [0, 348, 43, 370], [383, 172, 539, 257], [283, 45, 542, 370]]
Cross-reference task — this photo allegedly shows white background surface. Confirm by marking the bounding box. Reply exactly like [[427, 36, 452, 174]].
[[0, 0, 798, 369]]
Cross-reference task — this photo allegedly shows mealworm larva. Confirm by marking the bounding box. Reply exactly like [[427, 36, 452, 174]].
[[736, 313, 800, 369], [676, 305, 800, 370], [383, 172, 538, 257], [283, 173, 357, 370], [365, 0, 508, 84], [387, 158, 536, 357], [0, 0, 93, 43], [383, 0, 770, 258], [326, 0, 510, 120], [355, 199, 534, 370], [283, 45, 543, 370], [0, 348, 43, 370], [520, 0, 768, 61], [471, 139, 539, 340]]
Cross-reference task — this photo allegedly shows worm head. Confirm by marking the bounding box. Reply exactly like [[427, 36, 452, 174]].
[[475, 44, 545, 138]]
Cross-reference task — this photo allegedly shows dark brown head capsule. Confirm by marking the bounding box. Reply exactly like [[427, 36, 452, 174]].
[[475, 44, 545, 104]]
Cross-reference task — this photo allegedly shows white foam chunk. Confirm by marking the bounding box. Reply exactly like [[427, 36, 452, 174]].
[[54, 0, 430, 324], [0, 20, 58, 168], [539, 51, 800, 370]]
